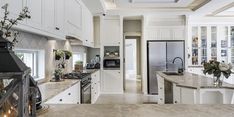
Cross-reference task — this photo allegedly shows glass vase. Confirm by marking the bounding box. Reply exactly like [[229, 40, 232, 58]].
[[213, 75, 224, 87]]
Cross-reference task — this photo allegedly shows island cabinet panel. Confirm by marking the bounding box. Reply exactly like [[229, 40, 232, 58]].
[[91, 71, 100, 104], [173, 84, 181, 104], [157, 75, 165, 104], [180, 87, 197, 104], [45, 82, 81, 104]]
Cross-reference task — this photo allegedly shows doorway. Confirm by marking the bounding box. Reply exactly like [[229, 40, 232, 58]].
[[124, 36, 142, 94]]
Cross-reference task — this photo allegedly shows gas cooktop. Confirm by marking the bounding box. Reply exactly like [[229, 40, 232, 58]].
[[63, 72, 91, 79]]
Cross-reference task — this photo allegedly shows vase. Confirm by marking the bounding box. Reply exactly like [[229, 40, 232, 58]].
[[213, 75, 224, 87]]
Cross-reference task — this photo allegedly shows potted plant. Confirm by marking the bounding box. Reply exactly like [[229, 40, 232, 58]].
[[203, 60, 233, 87], [55, 50, 65, 60], [63, 50, 72, 60], [54, 69, 63, 81], [75, 61, 83, 72]]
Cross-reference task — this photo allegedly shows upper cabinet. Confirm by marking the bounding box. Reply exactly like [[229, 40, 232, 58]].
[[82, 4, 94, 47], [188, 25, 234, 66], [100, 16, 121, 45], [65, 0, 82, 39], [0, 0, 94, 42], [26, 0, 43, 29]]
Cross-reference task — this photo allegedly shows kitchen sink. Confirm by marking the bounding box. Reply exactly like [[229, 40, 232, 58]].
[[163, 72, 182, 75]]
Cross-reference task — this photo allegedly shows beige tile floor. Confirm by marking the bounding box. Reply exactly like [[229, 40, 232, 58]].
[[95, 78, 157, 104]]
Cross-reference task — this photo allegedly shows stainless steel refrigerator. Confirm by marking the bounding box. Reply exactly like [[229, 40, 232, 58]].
[[147, 40, 185, 95]]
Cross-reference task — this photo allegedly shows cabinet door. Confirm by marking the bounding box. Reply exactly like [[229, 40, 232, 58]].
[[101, 70, 123, 93], [54, 0, 65, 37], [65, 0, 82, 37], [180, 87, 196, 104], [42, 0, 55, 33], [173, 84, 180, 104], [26, 0, 42, 29], [1, 0, 24, 19], [101, 17, 120, 44]]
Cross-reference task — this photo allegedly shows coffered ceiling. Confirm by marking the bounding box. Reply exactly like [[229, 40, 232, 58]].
[[104, 0, 210, 11]]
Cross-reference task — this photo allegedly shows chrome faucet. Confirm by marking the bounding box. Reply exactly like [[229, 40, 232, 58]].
[[172, 57, 184, 73]]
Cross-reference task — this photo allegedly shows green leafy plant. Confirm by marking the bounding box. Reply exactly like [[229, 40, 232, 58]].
[[55, 50, 65, 60], [203, 60, 233, 79], [75, 61, 83, 65], [63, 50, 72, 60], [54, 69, 63, 80], [0, 3, 31, 48]]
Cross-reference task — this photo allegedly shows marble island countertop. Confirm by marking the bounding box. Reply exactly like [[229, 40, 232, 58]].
[[157, 72, 234, 89], [38, 104, 234, 117]]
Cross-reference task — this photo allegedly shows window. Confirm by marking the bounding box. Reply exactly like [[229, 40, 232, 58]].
[[15, 50, 39, 78], [72, 52, 87, 69]]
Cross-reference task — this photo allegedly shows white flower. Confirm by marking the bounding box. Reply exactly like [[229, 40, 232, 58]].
[[219, 62, 230, 71]]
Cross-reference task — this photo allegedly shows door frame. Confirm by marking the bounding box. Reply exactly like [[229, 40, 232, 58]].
[[146, 40, 185, 94], [123, 34, 142, 92]]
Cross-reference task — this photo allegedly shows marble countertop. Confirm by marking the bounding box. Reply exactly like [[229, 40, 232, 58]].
[[38, 104, 234, 117], [39, 79, 80, 102], [157, 72, 234, 89], [39, 69, 100, 102]]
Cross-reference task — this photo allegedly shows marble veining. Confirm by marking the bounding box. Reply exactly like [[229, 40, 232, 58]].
[[38, 104, 234, 117], [39, 79, 80, 102], [157, 72, 234, 89]]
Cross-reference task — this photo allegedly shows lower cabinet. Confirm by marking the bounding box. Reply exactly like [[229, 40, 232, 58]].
[[101, 70, 123, 94], [91, 70, 100, 104], [45, 82, 81, 104]]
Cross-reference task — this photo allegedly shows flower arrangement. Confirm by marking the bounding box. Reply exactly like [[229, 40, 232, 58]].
[[203, 60, 233, 86], [0, 4, 31, 48], [203, 60, 232, 78]]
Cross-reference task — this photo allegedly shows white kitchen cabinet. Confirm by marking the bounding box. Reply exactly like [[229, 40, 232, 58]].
[[42, 0, 55, 33], [180, 87, 197, 104], [82, 4, 94, 47], [45, 82, 81, 104], [100, 16, 121, 45], [42, 0, 65, 38], [157, 74, 165, 104], [91, 70, 100, 104], [173, 84, 181, 104], [65, 0, 82, 38], [54, 0, 65, 37], [101, 70, 123, 94], [26, 0, 42, 29], [0, 0, 24, 20]]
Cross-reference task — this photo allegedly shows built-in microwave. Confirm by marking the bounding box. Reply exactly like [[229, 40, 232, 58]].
[[103, 59, 120, 69]]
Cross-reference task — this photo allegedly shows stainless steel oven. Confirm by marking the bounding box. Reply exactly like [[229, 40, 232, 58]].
[[81, 83, 91, 104], [103, 59, 120, 69]]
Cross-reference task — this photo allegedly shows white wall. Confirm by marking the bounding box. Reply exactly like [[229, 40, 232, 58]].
[[14, 31, 87, 82]]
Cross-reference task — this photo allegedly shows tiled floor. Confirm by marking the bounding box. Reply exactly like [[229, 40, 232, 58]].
[[95, 78, 157, 104]]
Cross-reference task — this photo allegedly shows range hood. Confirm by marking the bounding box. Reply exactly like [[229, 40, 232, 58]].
[[66, 35, 83, 45]]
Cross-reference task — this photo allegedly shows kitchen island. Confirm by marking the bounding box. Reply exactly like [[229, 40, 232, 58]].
[[157, 72, 234, 104], [38, 104, 234, 117]]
